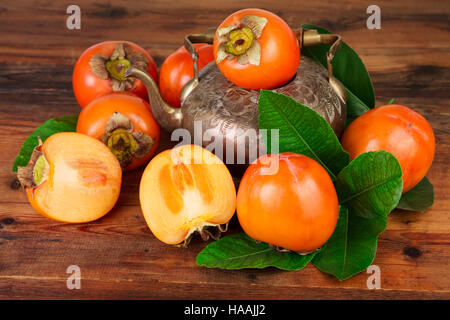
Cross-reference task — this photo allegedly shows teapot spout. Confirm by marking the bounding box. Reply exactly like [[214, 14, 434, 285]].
[[124, 67, 183, 131]]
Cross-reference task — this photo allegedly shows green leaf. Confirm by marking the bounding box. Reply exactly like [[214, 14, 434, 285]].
[[387, 98, 395, 105], [312, 206, 387, 280], [313, 151, 403, 280], [301, 24, 374, 123], [397, 177, 434, 212], [258, 90, 350, 180], [12, 115, 79, 172], [336, 151, 403, 219], [345, 90, 371, 125], [196, 233, 318, 270]]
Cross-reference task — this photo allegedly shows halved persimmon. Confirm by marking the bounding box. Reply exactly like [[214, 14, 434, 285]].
[[139, 144, 236, 245], [17, 132, 122, 223]]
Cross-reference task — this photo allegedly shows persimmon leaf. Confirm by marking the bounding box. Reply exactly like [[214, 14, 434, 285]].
[[196, 233, 317, 270], [301, 24, 374, 125], [12, 115, 78, 172], [335, 151, 403, 219], [397, 177, 434, 212], [312, 206, 386, 280], [313, 151, 403, 280], [258, 90, 349, 180]]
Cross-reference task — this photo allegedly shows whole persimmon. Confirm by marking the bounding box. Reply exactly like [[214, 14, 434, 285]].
[[140, 144, 236, 246], [159, 43, 214, 108], [77, 93, 160, 171], [213, 8, 300, 90], [17, 132, 122, 223], [341, 104, 435, 193], [73, 41, 158, 108], [236, 153, 339, 252]]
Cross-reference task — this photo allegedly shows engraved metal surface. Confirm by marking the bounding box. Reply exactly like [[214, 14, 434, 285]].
[[181, 56, 346, 165]]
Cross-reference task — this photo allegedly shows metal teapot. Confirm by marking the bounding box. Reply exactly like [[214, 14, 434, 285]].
[[125, 28, 347, 168]]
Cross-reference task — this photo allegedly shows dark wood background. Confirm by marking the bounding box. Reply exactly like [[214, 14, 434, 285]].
[[0, 0, 449, 299]]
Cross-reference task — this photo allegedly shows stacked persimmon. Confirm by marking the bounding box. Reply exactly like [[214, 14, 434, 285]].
[[16, 8, 435, 254]]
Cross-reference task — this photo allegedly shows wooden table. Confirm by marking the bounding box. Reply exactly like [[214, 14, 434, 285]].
[[0, 0, 449, 299]]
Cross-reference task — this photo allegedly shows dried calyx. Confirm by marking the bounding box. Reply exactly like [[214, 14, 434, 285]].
[[267, 243, 320, 256], [216, 15, 268, 66], [101, 112, 154, 169], [17, 137, 49, 189], [179, 223, 229, 248], [90, 43, 149, 91]]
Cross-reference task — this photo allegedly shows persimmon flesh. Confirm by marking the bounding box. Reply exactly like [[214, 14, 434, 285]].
[[139, 145, 236, 245], [237, 153, 339, 252], [18, 132, 122, 223]]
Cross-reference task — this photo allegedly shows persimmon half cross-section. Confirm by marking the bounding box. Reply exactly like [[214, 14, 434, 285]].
[[17, 132, 122, 223], [139, 144, 236, 245]]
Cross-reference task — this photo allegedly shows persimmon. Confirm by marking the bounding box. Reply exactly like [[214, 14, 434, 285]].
[[236, 153, 339, 252], [139, 144, 236, 245], [213, 8, 300, 90], [159, 43, 214, 108], [73, 41, 158, 108], [341, 104, 435, 193], [17, 132, 122, 223], [76, 93, 160, 171]]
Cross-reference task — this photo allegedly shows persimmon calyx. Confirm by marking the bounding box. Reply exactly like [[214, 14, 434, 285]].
[[267, 243, 320, 256], [89, 43, 149, 91], [225, 27, 254, 55], [101, 112, 154, 168], [216, 15, 267, 66], [17, 137, 49, 189], [179, 222, 229, 248]]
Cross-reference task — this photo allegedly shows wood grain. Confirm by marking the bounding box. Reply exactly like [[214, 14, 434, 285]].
[[0, 0, 449, 299]]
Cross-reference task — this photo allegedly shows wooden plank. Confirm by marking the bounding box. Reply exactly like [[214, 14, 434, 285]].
[[0, 0, 449, 299]]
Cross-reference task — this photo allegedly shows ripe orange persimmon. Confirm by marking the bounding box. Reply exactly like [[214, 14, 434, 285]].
[[139, 144, 236, 245], [73, 41, 158, 108], [213, 8, 300, 89], [236, 153, 339, 252], [17, 132, 122, 223], [77, 93, 160, 171], [159, 43, 214, 108], [341, 104, 435, 193]]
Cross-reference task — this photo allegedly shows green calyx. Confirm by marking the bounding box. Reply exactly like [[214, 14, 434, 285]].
[[106, 129, 138, 167], [32, 155, 49, 186], [101, 112, 154, 169], [105, 59, 131, 81], [225, 27, 254, 56]]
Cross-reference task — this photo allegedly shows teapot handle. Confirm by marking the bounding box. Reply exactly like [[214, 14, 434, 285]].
[[296, 29, 347, 104], [182, 27, 347, 104], [180, 28, 216, 103]]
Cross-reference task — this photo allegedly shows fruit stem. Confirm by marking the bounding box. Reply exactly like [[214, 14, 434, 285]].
[[106, 129, 138, 168], [106, 58, 131, 81], [225, 27, 254, 56]]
